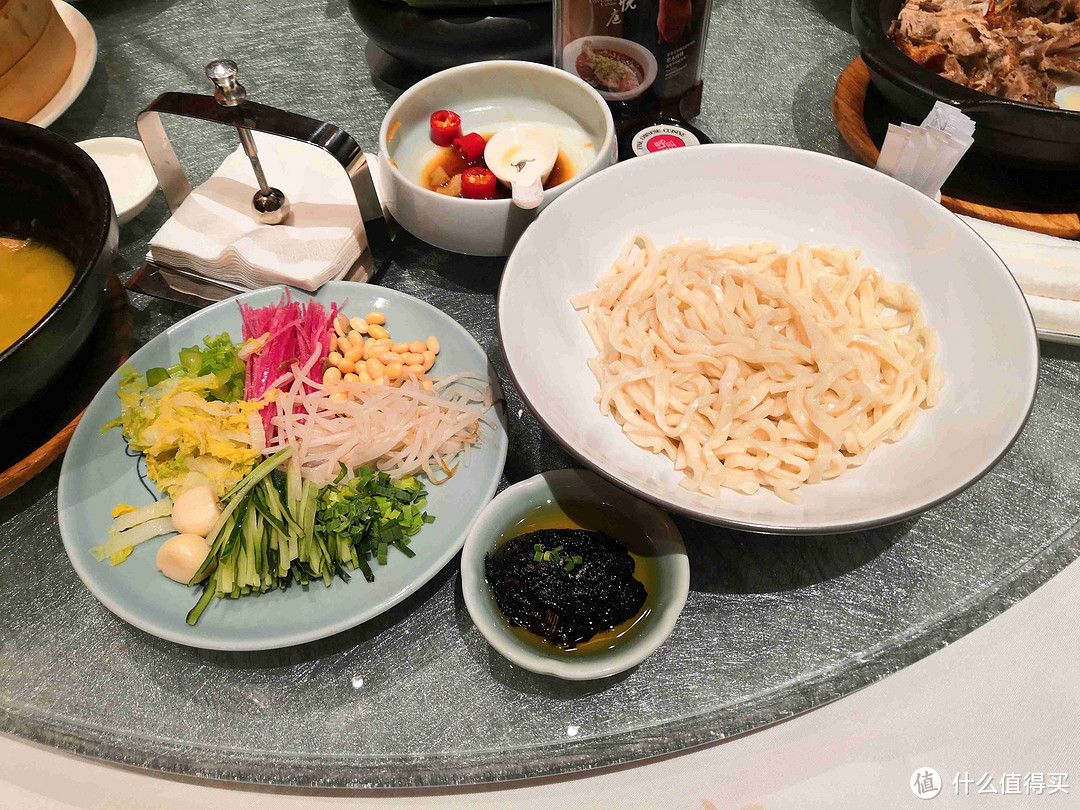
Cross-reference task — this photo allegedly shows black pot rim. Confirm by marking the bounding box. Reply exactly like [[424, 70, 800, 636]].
[[0, 118, 114, 364]]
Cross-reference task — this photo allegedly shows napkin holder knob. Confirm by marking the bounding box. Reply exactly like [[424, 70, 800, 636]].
[[130, 61, 392, 305], [203, 60, 290, 226]]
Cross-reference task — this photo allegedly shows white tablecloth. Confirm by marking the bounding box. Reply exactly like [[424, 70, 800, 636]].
[[3, 557, 1079, 808]]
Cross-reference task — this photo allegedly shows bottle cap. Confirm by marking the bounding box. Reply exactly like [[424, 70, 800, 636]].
[[618, 118, 712, 161]]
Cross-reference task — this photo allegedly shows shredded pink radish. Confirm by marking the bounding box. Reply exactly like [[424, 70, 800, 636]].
[[240, 292, 337, 447], [264, 369, 493, 486]]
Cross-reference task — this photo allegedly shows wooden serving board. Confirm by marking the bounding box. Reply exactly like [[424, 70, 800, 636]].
[[833, 57, 1080, 239], [0, 274, 132, 498]]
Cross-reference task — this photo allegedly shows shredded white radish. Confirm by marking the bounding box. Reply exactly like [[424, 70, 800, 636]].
[[264, 366, 494, 486]]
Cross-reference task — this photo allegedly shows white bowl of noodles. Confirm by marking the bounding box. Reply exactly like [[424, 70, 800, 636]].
[[497, 144, 1039, 533]]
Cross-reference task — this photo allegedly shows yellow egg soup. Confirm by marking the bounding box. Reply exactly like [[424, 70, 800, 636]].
[[0, 237, 75, 353]]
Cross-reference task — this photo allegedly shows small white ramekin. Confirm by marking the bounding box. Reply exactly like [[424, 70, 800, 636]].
[[460, 469, 689, 680], [76, 137, 158, 226]]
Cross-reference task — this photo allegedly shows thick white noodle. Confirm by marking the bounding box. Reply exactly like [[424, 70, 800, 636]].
[[572, 235, 944, 503], [264, 367, 494, 486]]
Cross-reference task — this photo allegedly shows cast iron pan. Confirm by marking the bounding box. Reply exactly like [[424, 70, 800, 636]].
[[0, 118, 118, 423], [853, 0, 1080, 168]]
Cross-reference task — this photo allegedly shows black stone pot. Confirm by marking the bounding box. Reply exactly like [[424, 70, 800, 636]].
[[348, 0, 552, 86], [853, 0, 1080, 168], [0, 118, 118, 423]]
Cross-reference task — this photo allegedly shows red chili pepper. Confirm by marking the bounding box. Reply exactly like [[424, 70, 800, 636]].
[[429, 110, 462, 146], [452, 132, 487, 162], [460, 167, 497, 199]]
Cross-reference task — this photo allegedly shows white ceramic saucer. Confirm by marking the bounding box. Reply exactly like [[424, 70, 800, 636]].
[[76, 137, 158, 225]]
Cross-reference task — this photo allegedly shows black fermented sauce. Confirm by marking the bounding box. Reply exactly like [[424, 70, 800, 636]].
[[485, 528, 647, 646]]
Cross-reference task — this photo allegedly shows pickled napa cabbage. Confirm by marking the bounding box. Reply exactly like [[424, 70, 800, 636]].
[[102, 366, 264, 498]]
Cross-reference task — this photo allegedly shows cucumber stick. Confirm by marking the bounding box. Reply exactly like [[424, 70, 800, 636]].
[[185, 452, 433, 625]]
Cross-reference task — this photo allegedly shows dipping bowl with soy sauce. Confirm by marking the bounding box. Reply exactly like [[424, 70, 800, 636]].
[[460, 469, 688, 680], [378, 61, 616, 256]]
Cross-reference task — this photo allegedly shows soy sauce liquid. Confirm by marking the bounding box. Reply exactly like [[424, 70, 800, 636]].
[[421, 134, 577, 198], [491, 500, 660, 655]]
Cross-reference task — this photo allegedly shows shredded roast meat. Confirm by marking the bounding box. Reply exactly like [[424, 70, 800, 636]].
[[890, 0, 1080, 106]]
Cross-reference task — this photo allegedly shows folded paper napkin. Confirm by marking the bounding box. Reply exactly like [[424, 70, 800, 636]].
[[876, 102, 1080, 336], [149, 132, 367, 292]]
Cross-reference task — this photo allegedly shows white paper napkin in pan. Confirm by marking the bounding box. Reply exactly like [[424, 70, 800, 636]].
[[149, 132, 367, 292], [959, 215, 1080, 336]]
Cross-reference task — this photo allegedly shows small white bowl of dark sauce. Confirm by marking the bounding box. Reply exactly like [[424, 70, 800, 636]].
[[461, 469, 688, 680]]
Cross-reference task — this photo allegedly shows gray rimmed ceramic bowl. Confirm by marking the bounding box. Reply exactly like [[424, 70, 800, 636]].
[[378, 60, 617, 256], [497, 144, 1038, 533], [460, 469, 688, 680]]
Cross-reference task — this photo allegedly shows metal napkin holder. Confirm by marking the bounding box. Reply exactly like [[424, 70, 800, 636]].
[[128, 61, 392, 306]]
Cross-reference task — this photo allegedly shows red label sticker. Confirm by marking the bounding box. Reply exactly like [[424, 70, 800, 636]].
[[646, 134, 686, 152]]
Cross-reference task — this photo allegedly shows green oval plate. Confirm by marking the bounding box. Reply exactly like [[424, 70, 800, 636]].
[[58, 282, 507, 651]]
